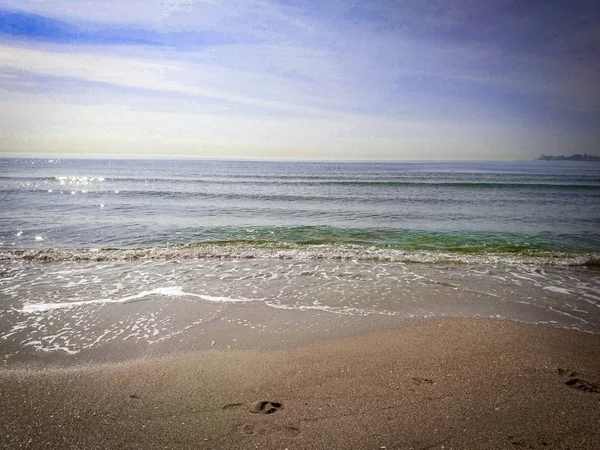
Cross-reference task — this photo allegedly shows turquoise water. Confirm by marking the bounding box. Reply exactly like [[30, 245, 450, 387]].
[[2, 158, 600, 360], [1, 158, 599, 263]]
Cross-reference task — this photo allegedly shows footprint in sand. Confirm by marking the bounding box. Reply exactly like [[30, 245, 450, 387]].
[[565, 378, 599, 394], [250, 400, 284, 414], [556, 368, 577, 377], [237, 423, 256, 435], [557, 368, 599, 394], [411, 377, 435, 385]]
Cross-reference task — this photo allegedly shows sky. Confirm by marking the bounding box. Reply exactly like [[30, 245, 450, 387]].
[[0, 0, 598, 160]]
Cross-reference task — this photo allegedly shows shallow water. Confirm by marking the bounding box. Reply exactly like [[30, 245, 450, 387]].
[[1, 258, 599, 362], [1, 158, 599, 362], [2, 158, 600, 255]]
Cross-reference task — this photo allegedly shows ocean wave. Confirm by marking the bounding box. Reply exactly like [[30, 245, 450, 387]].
[[4, 188, 596, 206], [1, 243, 598, 267], [2, 175, 600, 190], [19, 287, 262, 313]]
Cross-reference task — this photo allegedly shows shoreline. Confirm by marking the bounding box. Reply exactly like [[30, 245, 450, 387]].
[[3, 244, 600, 266], [2, 258, 600, 367], [2, 317, 599, 449]]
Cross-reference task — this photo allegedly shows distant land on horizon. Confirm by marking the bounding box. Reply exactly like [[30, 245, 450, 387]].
[[538, 154, 600, 161]]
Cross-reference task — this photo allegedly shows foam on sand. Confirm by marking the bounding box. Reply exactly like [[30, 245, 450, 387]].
[[20, 286, 263, 313]]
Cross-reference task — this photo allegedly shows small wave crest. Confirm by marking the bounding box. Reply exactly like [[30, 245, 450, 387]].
[[2, 175, 599, 190], [19, 286, 262, 313], [2, 243, 598, 267]]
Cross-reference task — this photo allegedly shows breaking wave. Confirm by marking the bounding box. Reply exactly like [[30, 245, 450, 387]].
[[2, 242, 598, 266]]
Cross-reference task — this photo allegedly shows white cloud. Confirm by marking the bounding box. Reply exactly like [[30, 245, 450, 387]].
[[0, 43, 354, 117], [1, 0, 597, 159]]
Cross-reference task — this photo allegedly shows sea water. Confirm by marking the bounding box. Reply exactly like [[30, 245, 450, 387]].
[[1, 158, 599, 361]]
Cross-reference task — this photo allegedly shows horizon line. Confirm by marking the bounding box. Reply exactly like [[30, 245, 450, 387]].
[[0, 153, 563, 163]]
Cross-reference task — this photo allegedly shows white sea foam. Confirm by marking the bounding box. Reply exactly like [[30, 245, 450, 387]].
[[548, 306, 589, 324], [3, 253, 600, 361], [544, 286, 571, 295], [19, 286, 263, 313], [196, 294, 263, 303], [2, 244, 598, 266], [0, 322, 28, 340], [264, 301, 397, 316]]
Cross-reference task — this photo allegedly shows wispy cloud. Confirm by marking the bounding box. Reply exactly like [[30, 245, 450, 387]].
[[0, 0, 598, 159]]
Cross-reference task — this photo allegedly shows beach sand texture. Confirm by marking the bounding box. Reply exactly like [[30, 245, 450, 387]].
[[2, 317, 599, 449]]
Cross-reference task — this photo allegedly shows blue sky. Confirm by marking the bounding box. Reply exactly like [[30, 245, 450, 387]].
[[0, 0, 598, 159]]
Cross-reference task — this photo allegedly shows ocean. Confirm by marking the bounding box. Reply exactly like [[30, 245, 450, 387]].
[[1, 158, 599, 362]]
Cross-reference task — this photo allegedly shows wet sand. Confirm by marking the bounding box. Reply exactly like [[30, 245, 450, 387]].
[[1, 317, 600, 449]]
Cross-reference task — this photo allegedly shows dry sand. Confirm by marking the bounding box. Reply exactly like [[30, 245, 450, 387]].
[[1, 317, 600, 449]]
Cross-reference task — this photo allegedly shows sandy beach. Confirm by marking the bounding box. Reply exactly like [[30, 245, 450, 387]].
[[2, 0, 600, 446], [2, 317, 599, 450]]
